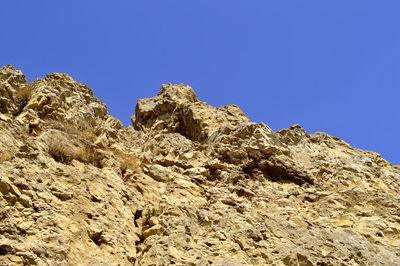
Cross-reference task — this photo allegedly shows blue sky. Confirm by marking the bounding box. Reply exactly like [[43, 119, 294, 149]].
[[1, 1, 399, 164]]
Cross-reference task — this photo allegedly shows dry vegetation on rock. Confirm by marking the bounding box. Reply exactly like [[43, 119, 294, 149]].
[[0, 65, 399, 265]]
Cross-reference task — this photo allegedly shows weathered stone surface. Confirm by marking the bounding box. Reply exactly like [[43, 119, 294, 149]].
[[134, 84, 249, 141], [1, 65, 399, 265], [0, 65, 30, 116]]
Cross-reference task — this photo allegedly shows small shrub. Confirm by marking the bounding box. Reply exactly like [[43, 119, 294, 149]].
[[46, 120, 98, 142], [47, 141, 72, 164], [112, 150, 141, 177], [80, 143, 105, 168], [46, 139, 104, 168], [143, 208, 161, 224]]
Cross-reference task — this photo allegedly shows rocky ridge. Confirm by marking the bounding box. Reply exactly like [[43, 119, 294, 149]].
[[0, 65, 399, 265]]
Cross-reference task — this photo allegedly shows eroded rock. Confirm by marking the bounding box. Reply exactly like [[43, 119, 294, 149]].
[[134, 84, 249, 141], [1, 65, 399, 265]]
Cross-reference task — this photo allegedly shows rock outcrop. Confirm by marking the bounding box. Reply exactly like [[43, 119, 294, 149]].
[[133, 84, 249, 141], [0, 65, 399, 265]]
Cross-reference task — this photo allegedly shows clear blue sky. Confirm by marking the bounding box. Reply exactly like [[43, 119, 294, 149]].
[[1, 1, 399, 165]]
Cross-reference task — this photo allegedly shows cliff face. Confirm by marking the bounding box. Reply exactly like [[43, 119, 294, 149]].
[[0, 65, 399, 265]]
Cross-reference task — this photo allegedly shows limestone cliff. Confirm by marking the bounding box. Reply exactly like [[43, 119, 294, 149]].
[[0, 65, 399, 265]]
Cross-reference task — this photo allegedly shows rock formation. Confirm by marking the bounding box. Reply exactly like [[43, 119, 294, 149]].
[[0, 65, 399, 265]]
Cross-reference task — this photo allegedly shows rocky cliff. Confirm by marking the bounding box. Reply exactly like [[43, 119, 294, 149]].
[[0, 65, 399, 265]]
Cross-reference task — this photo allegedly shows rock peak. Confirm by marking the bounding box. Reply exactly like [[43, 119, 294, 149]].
[[0, 64, 27, 83], [157, 83, 199, 104], [44, 72, 75, 82], [0, 64, 18, 71], [134, 84, 248, 141]]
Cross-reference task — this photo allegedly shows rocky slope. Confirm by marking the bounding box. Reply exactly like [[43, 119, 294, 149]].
[[0, 65, 399, 265]]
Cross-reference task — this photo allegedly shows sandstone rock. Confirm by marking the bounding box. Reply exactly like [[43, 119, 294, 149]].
[[144, 164, 175, 183], [134, 84, 249, 141], [95, 133, 109, 148], [0, 65, 30, 116], [0, 65, 399, 265]]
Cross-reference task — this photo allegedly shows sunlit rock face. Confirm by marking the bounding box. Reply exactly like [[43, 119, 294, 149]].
[[1, 65, 399, 265], [134, 83, 249, 141]]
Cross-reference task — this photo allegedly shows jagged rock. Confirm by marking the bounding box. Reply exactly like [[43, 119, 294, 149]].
[[134, 84, 249, 141], [1, 65, 399, 265], [276, 124, 310, 145], [0, 65, 30, 116]]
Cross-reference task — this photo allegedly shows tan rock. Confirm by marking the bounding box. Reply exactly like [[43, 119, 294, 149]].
[[144, 164, 175, 182], [0, 66, 399, 265], [134, 84, 249, 141]]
